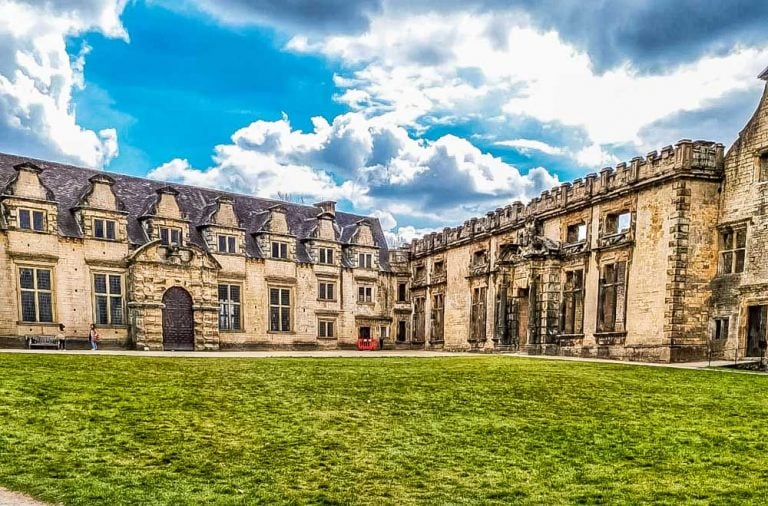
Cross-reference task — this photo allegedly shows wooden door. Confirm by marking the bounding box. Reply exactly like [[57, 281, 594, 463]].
[[162, 287, 195, 351]]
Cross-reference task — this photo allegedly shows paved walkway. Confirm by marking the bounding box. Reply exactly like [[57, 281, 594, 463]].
[[0, 347, 756, 371], [0, 487, 49, 506]]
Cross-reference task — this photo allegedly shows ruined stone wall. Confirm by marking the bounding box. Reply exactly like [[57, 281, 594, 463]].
[[714, 82, 768, 359], [409, 140, 724, 361]]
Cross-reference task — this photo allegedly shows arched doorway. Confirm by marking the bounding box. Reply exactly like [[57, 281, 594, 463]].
[[162, 287, 195, 350]]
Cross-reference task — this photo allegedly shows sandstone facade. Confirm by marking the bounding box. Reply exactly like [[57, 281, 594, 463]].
[[1, 72, 767, 361]]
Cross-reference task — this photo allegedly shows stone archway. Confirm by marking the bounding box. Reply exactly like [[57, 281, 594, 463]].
[[162, 286, 195, 350]]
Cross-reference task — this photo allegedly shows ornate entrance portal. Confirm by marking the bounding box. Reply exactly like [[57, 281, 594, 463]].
[[162, 287, 195, 350]]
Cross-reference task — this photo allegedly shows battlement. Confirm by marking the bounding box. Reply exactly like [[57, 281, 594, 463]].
[[409, 139, 724, 257]]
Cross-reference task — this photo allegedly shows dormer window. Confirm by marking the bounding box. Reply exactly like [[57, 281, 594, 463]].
[[159, 226, 182, 246], [218, 234, 237, 254], [566, 223, 587, 243], [271, 241, 288, 259], [605, 211, 630, 235], [358, 253, 373, 269], [318, 247, 334, 264], [94, 218, 116, 240], [19, 208, 45, 232]]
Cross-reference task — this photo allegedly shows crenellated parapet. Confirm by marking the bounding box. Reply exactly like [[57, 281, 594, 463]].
[[410, 140, 724, 257]]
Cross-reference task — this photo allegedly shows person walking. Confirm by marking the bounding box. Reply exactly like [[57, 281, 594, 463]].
[[56, 323, 66, 350], [88, 324, 100, 351]]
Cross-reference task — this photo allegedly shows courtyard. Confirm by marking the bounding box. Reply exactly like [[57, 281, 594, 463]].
[[0, 354, 766, 505]]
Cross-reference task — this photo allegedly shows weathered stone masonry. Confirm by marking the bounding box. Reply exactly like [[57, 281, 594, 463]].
[[1, 70, 768, 361]]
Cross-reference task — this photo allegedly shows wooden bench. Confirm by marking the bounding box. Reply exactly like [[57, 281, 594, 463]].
[[25, 335, 63, 350]]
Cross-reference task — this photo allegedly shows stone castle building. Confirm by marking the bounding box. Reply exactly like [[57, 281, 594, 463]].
[[1, 69, 767, 361]]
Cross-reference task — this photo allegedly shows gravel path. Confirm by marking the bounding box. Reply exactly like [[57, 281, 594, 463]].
[[0, 487, 50, 506]]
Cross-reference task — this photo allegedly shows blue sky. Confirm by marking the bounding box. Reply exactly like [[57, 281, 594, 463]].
[[1, 0, 768, 241]]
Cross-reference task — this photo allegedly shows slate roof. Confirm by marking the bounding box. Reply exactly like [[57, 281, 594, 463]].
[[0, 152, 390, 270]]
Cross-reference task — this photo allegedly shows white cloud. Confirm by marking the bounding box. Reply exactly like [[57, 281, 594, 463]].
[[150, 111, 559, 227], [495, 138, 564, 156], [288, 10, 768, 163], [0, 0, 127, 168]]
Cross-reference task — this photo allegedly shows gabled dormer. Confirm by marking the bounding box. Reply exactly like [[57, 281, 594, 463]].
[[199, 196, 246, 255], [253, 204, 296, 261], [304, 201, 340, 266], [139, 186, 190, 246], [347, 219, 380, 271], [1, 163, 58, 234], [73, 174, 129, 242]]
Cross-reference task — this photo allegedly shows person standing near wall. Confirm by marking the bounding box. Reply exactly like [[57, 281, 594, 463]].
[[88, 324, 100, 351]]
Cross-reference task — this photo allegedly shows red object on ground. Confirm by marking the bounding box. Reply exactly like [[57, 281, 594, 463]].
[[356, 338, 378, 351]]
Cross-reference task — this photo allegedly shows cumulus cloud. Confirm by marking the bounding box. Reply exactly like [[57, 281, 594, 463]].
[[288, 11, 768, 167], [162, 0, 381, 33], [495, 138, 564, 156], [149, 111, 558, 229], [0, 0, 127, 168]]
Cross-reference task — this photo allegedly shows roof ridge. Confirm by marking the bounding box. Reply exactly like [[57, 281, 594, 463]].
[[0, 151, 374, 222]]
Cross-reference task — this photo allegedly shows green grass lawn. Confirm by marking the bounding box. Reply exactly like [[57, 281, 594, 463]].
[[1, 355, 767, 505]]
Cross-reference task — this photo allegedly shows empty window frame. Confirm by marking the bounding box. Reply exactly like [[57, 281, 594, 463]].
[[433, 260, 445, 275], [472, 250, 488, 267], [159, 226, 182, 246], [93, 218, 116, 240], [566, 222, 587, 243], [431, 292, 445, 341], [318, 281, 336, 301], [358, 285, 373, 303], [218, 235, 237, 254], [269, 287, 291, 332], [397, 320, 408, 342], [413, 297, 426, 341], [358, 253, 373, 269], [604, 211, 631, 235], [397, 282, 408, 302], [713, 317, 729, 341], [561, 269, 584, 335], [271, 241, 288, 259], [218, 284, 242, 331], [759, 153, 768, 182], [720, 228, 747, 274], [18, 209, 45, 232], [318, 247, 334, 264], [470, 286, 488, 341], [318, 319, 335, 338], [93, 273, 124, 325], [19, 267, 53, 323], [597, 261, 627, 332]]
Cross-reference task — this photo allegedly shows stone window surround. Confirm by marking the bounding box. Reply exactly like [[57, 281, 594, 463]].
[[318, 281, 337, 301], [560, 268, 585, 336], [357, 284, 374, 304], [17, 206, 46, 232], [91, 269, 126, 327], [755, 147, 768, 183], [267, 285, 294, 334], [318, 318, 336, 339], [92, 217, 117, 241], [16, 262, 56, 325], [218, 283, 242, 332], [596, 259, 627, 334], [565, 221, 587, 244], [712, 316, 729, 341], [317, 246, 335, 265], [217, 234, 238, 254], [717, 222, 748, 275]]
